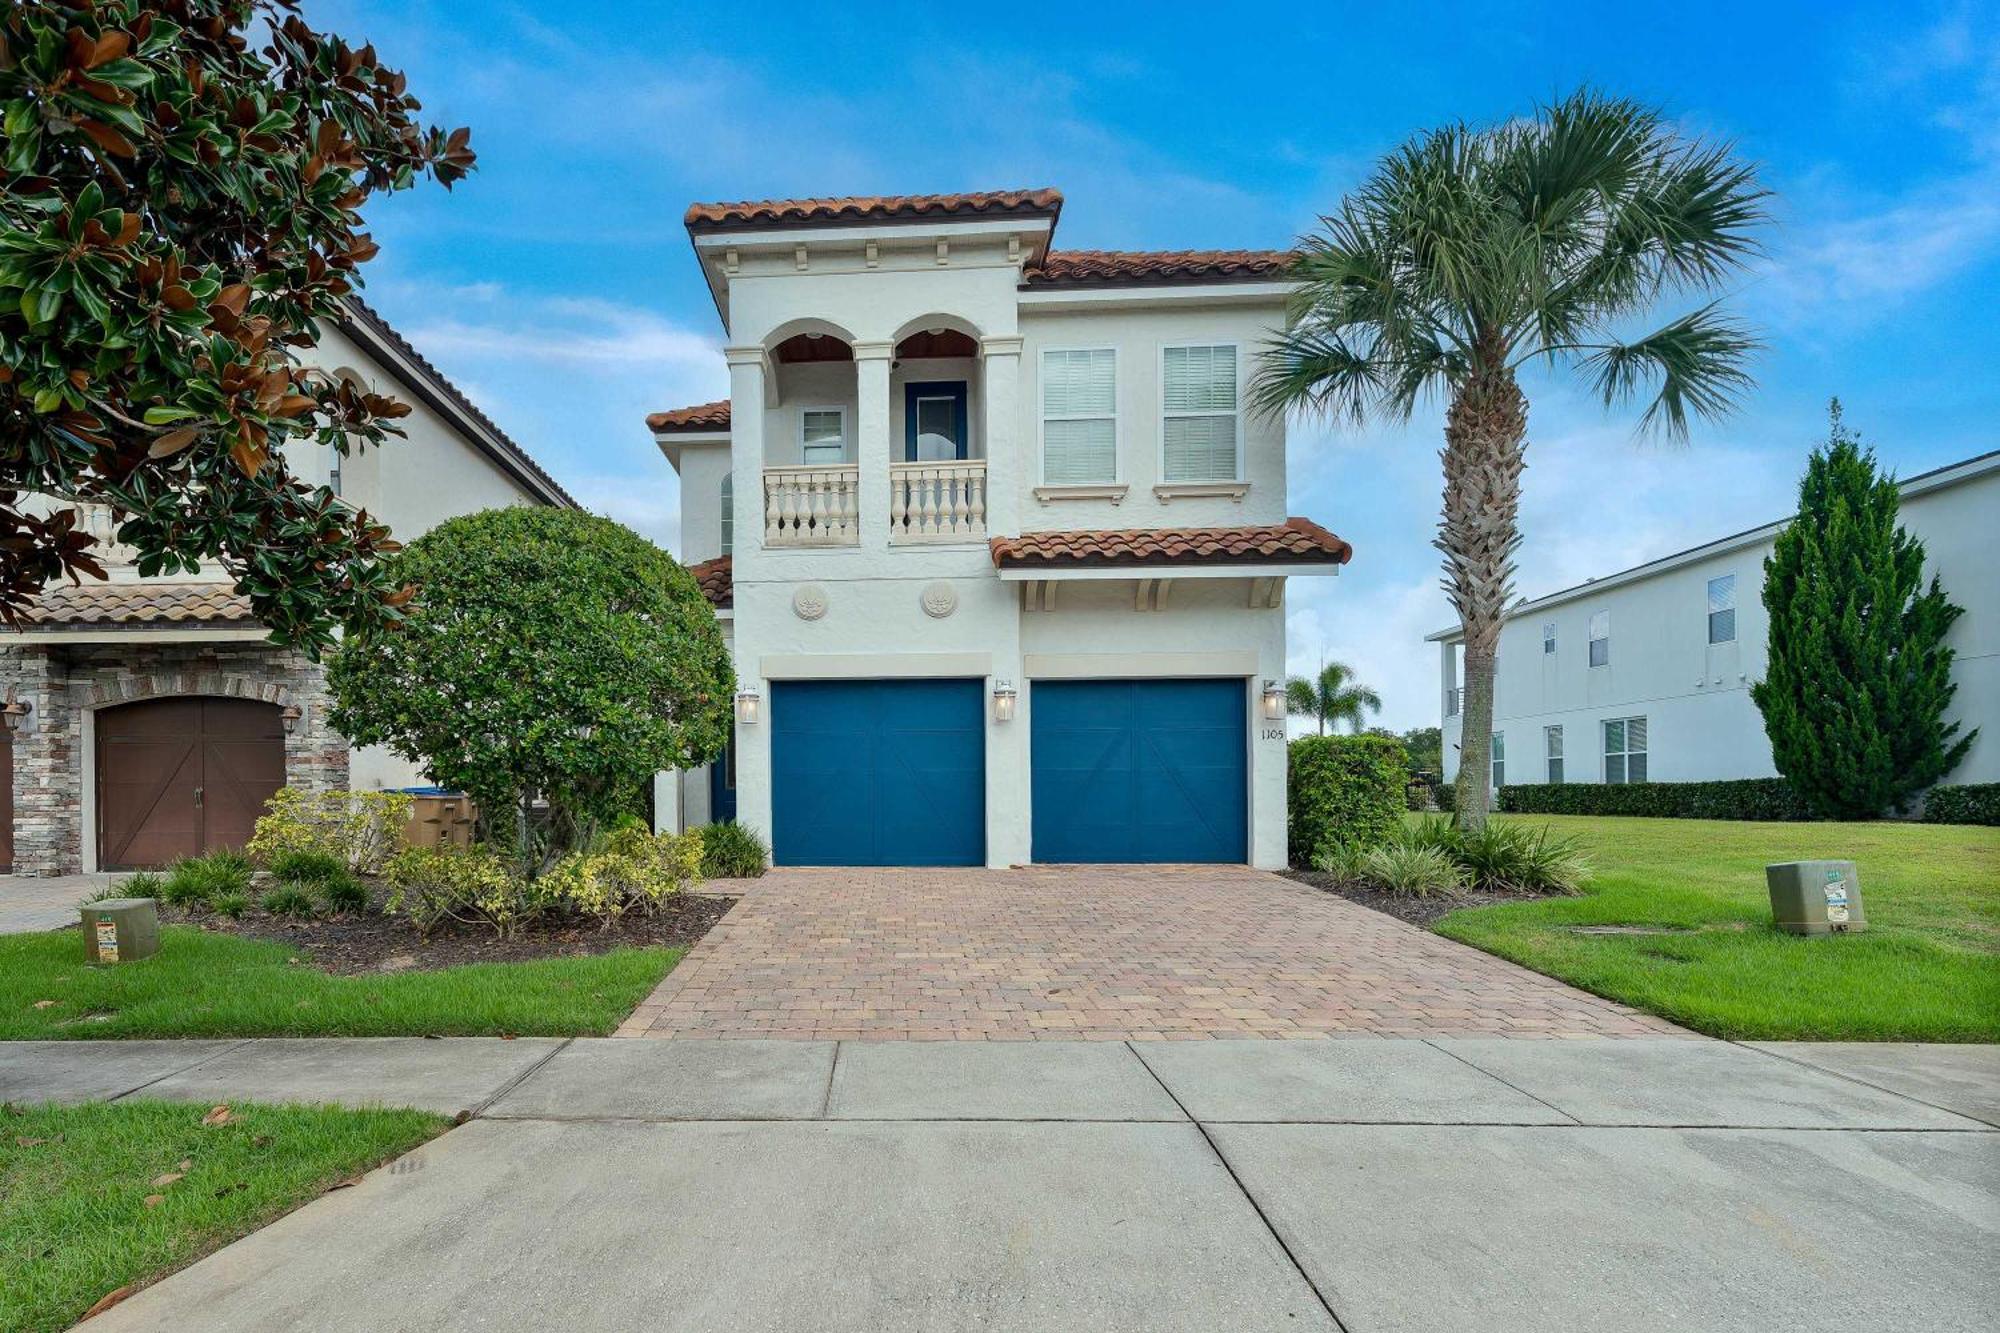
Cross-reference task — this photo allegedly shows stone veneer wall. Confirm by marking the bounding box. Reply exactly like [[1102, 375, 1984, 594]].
[[0, 640, 346, 875]]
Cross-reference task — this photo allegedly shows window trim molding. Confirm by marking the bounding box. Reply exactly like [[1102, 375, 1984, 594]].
[[1157, 340, 1244, 486], [1588, 608, 1610, 669], [1544, 724, 1564, 784], [799, 403, 850, 464], [1706, 572, 1738, 646], [1602, 714, 1649, 784], [1037, 344, 1121, 487]]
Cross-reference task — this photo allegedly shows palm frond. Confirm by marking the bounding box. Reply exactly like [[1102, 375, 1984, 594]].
[[1577, 302, 1760, 438], [1250, 325, 1385, 425]]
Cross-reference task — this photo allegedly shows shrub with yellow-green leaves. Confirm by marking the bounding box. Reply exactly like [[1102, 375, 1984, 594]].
[[383, 844, 542, 939], [248, 788, 414, 874], [539, 828, 704, 929]]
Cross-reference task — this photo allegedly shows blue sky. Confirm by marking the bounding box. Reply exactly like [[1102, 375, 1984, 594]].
[[318, 0, 1999, 729]]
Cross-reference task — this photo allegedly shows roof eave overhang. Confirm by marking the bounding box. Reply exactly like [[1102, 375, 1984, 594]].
[[6, 626, 270, 644], [652, 428, 730, 471], [996, 561, 1342, 582], [1016, 279, 1294, 310]]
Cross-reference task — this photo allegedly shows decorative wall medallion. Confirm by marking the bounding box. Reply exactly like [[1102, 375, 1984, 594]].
[[792, 584, 829, 621], [920, 581, 958, 619]]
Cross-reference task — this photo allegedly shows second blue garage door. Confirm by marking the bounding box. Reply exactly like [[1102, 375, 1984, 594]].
[[771, 679, 985, 866], [1031, 678, 1248, 863]]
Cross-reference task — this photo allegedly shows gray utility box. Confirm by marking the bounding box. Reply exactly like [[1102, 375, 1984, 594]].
[[80, 897, 160, 964], [1767, 861, 1866, 935]]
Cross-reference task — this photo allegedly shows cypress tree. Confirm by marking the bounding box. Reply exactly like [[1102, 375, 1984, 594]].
[[1751, 402, 1976, 817]]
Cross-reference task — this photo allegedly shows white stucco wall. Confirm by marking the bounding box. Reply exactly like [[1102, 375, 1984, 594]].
[[1438, 457, 2000, 791], [291, 322, 567, 793]]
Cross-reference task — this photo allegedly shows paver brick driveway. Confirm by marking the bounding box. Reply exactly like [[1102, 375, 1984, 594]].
[[619, 866, 1681, 1040]]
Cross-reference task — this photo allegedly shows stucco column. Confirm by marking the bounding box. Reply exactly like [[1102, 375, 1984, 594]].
[[725, 346, 771, 848], [979, 336, 1023, 536], [853, 341, 893, 550], [724, 347, 768, 562]]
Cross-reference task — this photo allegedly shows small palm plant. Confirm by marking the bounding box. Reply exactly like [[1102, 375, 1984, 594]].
[[1285, 660, 1383, 735], [1256, 89, 1767, 827]]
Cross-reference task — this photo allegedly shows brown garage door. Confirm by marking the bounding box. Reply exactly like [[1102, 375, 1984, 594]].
[[97, 698, 287, 869]]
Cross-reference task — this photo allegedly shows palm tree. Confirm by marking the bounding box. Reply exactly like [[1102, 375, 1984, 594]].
[[1286, 661, 1383, 736], [1255, 90, 1765, 827]]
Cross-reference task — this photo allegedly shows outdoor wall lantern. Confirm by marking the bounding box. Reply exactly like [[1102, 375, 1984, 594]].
[[0, 696, 30, 731], [279, 704, 303, 734], [992, 680, 1018, 723], [735, 688, 762, 725], [1260, 679, 1286, 720]]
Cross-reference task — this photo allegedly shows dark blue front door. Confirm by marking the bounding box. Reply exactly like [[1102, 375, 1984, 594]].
[[707, 732, 737, 824], [771, 679, 985, 866], [1031, 679, 1248, 863]]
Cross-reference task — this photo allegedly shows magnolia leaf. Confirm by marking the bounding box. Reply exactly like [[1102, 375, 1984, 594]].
[[148, 426, 200, 458]]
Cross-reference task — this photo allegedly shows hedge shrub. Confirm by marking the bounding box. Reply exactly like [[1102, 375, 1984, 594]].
[[1923, 784, 2000, 826], [1287, 734, 1409, 864], [1497, 778, 1815, 821]]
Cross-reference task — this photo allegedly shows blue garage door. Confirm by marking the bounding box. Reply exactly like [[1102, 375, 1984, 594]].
[[771, 679, 985, 866], [1031, 678, 1248, 863]]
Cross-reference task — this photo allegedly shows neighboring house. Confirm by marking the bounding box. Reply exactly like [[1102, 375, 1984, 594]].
[[650, 189, 1349, 870], [0, 300, 574, 875], [1429, 449, 1998, 792]]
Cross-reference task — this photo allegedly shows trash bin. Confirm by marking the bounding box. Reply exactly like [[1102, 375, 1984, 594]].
[[397, 787, 478, 849], [1767, 860, 1866, 935]]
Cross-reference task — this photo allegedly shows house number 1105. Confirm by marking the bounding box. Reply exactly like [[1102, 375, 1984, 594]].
[[1260, 727, 1286, 741]]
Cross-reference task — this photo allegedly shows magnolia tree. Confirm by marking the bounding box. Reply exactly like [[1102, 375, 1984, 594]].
[[327, 507, 735, 872], [0, 0, 475, 650]]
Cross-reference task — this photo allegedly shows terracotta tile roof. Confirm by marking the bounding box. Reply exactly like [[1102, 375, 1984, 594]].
[[1022, 249, 1293, 288], [335, 298, 578, 509], [990, 518, 1352, 570], [687, 555, 732, 609], [21, 580, 257, 627], [647, 400, 732, 434], [686, 189, 1062, 233]]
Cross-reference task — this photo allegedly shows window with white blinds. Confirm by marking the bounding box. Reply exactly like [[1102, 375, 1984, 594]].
[[1588, 609, 1610, 668], [719, 471, 733, 557], [1162, 344, 1239, 482], [1490, 731, 1506, 789], [1707, 573, 1736, 644], [1041, 349, 1117, 484], [1604, 716, 1648, 784], [1545, 725, 1564, 784], [801, 408, 847, 464]]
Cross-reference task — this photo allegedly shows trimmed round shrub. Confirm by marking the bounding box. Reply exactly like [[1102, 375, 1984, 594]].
[[1287, 734, 1409, 865], [698, 822, 769, 879]]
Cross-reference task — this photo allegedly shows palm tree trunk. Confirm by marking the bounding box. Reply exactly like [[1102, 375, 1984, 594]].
[[1440, 343, 1526, 830]]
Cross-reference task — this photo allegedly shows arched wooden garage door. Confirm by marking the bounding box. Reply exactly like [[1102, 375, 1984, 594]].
[[97, 697, 287, 870]]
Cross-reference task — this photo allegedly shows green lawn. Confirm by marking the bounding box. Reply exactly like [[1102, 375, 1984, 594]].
[[1436, 815, 2000, 1041], [0, 928, 681, 1039], [1, 1099, 446, 1333]]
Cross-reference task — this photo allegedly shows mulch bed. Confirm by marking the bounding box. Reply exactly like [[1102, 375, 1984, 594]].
[[156, 890, 736, 976], [1283, 869, 1567, 929]]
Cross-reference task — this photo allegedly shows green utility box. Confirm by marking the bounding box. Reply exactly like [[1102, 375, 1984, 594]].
[[80, 897, 160, 964], [1767, 861, 1866, 935]]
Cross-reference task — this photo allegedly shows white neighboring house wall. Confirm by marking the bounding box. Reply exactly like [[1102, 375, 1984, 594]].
[[652, 192, 1331, 868], [1431, 451, 2000, 791], [287, 309, 576, 792]]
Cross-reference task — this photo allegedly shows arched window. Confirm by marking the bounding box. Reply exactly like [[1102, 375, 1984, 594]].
[[719, 472, 733, 557]]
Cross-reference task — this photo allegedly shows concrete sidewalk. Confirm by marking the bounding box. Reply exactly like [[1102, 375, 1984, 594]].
[[6, 1037, 1995, 1331]]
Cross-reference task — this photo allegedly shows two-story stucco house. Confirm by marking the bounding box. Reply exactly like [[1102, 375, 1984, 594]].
[[648, 189, 1351, 870], [1429, 448, 1999, 794], [0, 300, 574, 875]]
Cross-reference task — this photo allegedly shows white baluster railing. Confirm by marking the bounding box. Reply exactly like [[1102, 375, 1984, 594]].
[[889, 460, 987, 543], [74, 502, 140, 564], [762, 465, 860, 547]]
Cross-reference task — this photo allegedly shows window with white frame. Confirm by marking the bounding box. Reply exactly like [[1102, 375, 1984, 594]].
[[1542, 622, 1557, 655], [1707, 574, 1736, 645], [801, 408, 847, 464], [1545, 725, 1564, 783], [1162, 344, 1239, 482], [719, 471, 733, 558], [1604, 716, 1648, 784], [1491, 731, 1506, 789], [1588, 610, 1610, 668], [1041, 348, 1117, 484]]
